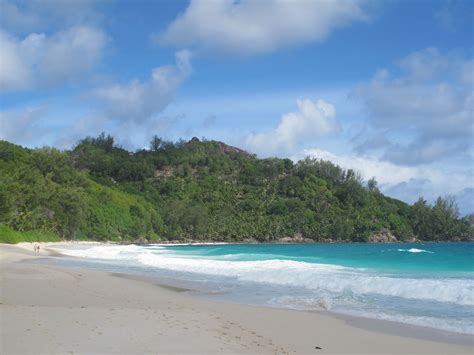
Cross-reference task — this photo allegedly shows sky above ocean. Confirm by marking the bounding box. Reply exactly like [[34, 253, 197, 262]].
[[0, 0, 473, 213]]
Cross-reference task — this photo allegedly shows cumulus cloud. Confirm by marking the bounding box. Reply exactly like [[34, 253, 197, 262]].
[[1, 50, 191, 150], [0, 26, 107, 91], [453, 188, 474, 216], [246, 98, 340, 156], [0, 0, 40, 34], [353, 47, 474, 165], [0, 105, 48, 143], [461, 60, 474, 85], [155, 0, 368, 56], [384, 183, 473, 216], [91, 50, 192, 124], [302, 148, 474, 214]]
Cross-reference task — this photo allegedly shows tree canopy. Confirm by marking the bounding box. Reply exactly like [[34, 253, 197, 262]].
[[0, 136, 472, 243]]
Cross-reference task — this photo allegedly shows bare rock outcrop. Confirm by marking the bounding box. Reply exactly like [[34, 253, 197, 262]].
[[277, 233, 313, 243], [368, 229, 398, 243]]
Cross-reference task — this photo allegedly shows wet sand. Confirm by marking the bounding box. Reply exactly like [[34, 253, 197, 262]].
[[1, 243, 472, 354]]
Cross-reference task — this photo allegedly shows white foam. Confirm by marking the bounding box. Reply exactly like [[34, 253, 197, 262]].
[[135, 252, 474, 306], [151, 242, 229, 246], [58, 244, 165, 260], [55, 244, 474, 335], [398, 248, 434, 253], [343, 309, 474, 335], [57, 245, 474, 307], [272, 295, 333, 311], [270, 296, 474, 334]]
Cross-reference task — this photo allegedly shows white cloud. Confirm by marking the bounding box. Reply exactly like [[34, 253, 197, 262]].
[[156, 0, 368, 56], [0, 105, 48, 143], [0, 30, 32, 90], [246, 98, 340, 156], [1, 50, 192, 150], [51, 112, 182, 151], [398, 47, 449, 83], [302, 148, 470, 188], [461, 60, 474, 85], [91, 50, 192, 124], [0, 0, 40, 34], [453, 188, 474, 216], [0, 26, 107, 91], [353, 47, 474, 165], [302, 148, 474, 214], [41, 26, 107, 85]]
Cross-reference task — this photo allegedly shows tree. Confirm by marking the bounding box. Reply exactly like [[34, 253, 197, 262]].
[[431, 196, 459, 240], [150, 135, 163, 151], [411, 197, 433, 240], [1, 136, 472, 243], [367, 177, 379, 192]]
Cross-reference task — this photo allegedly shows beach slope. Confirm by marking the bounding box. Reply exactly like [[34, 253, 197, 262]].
[[1, 244, 472, 354]]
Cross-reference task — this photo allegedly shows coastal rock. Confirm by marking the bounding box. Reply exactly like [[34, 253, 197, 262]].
[[132, 236, 149, 244], [368, 230, 398, 243], [319, 238, 338, 243], [277, 234, 313, 243]]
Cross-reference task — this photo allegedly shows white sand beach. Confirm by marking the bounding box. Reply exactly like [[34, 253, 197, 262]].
[[1, 243, 472, 354]]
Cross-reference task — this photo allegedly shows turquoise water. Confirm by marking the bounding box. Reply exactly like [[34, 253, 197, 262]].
[[163, 242, 474, 274], [57, 242, 474, 334]]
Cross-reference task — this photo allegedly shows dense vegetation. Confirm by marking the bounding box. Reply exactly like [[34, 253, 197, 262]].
[[0, 225, 60, 244], [0, 135, 472, 243]]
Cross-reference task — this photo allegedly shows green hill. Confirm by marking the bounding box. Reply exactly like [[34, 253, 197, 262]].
[[0, 134, 471, 243]]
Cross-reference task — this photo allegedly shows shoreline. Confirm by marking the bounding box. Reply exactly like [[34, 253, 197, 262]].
[[10, 242, 474, 337], [110, 269, 474, 346], [12, 239, 474, 251], [1, 243, 473, 354]]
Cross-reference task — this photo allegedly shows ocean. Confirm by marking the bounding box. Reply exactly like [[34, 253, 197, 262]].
[[54, 242, 474, 335]]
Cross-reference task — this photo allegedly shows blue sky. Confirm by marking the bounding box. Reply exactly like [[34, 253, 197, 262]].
[[0, 0, 473, 214]]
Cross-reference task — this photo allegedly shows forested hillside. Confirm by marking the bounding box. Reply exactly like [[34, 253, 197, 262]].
[[0, 134, 472, 243]]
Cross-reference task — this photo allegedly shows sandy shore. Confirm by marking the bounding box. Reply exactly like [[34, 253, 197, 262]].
[[1, 243, 472, 354]]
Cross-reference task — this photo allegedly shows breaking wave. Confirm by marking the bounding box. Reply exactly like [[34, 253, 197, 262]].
[[57, 244, 474, 307], [397, 248, 434, 253]]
